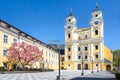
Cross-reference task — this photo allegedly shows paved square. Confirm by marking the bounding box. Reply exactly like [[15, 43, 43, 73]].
[[0, 70, 115, 80]]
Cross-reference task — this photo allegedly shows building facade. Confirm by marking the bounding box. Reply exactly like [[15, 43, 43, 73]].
[[0, 20, 58, 70], [62, 5, 113, 71]]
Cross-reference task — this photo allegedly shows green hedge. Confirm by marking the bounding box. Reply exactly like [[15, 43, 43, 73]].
[[115, 73, 120, 80]]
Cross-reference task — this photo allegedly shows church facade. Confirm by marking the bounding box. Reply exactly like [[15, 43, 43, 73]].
[[61, 5, 113, 71]]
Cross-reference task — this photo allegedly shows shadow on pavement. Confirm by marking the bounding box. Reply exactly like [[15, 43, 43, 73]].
[[71, 77, 115, 80]]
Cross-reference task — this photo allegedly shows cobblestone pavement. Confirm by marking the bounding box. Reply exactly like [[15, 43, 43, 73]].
[[0, 70, 115, 80]]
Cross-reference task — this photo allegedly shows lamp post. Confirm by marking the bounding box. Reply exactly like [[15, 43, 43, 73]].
[[17, 32, 22, 70], [49, 40, 60, 80], [81, 56, 84, 75], [100, 60, 102, 71], [97, 61, 99, 72], [91, 58, 94, 73], [41, 60, 44, 71]]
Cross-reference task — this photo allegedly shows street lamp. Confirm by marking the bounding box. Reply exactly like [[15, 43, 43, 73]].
[[101, 60, 102, 71], [91, 58, 94, 73], [49, 40, 60, 80], [41, 60, 44, 71], [97, 61, 99, 72], [81, 56, 84, 75]]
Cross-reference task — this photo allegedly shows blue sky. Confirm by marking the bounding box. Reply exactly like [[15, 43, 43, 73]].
[[0, 0, 120, 51]]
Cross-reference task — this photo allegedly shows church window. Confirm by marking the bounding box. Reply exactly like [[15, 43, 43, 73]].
[[85, 35, 88, 38], [78, 55, 80, 59], [95, 30, 98, 35], [68, 64, 70, 66], [69, 19, 71, 22], [85, 46, 88, 51], [85, 55, 87, 59], [95, 14, 98, 17], [68, 47, 71, 51], [62, 63, 64, 65], [78, 36, 81, 40], [78, 47, 80, 51], [61, 57, 64, 61], [68, 33, 71, 38], [95, 45, 98, 50], [68, 56, 71, 59], [95, 54, 98, 58]]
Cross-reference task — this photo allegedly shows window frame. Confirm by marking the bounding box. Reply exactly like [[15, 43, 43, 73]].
[[4, 34, 8, 43], [95, 30, 98, 35], [78, 47, 80, 51], [68, 55, 71, 59], [85, 55, 88, 59], [95, 45, 98, 50], [68, 47, 71, 51], [13, 38, 17, 43], [68, 33, 71, 38], [3, 49, 8, 56], [85, 46, 88, 51], [95, 54, 98, 58], [78, 55, 80, 59]]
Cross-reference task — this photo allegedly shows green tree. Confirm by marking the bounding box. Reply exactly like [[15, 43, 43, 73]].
[[113, 49, 120, 71]]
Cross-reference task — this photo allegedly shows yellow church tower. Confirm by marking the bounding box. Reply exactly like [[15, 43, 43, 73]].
[[62, 3, 113, 71]]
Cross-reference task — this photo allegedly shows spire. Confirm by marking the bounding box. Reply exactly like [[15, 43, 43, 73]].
[[69, 8, 73, 16], [96, 1, 99, 10], [96, 2, 98, 8], [93, 1, 100, 12]]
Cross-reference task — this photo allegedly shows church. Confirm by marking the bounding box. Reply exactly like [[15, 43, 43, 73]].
[[61, 3, 113, 71]]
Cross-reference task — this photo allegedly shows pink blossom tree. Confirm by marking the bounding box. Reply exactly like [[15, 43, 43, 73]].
[[7, 42, 43, 69]]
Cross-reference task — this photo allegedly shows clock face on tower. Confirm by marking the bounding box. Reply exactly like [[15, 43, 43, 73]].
[[94, 21, 99, 25], [67, 26, 71, 29], [92, 19, 102, 26]]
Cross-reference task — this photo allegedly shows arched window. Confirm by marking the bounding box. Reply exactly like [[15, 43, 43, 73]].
[[78, 47, 80, 51], [85, 46, 88, 51], [85, 55, 88, 59], [68, 56, 71, 59], [85, 35, 88, 38], [95, 54, 98, 58], [68, 47, 71, 51], [78, 55, 80, 59], [95, 45, 98, 50], [95, 30, 98, 35], [68, 33, 71, 38], [78, 36, 81, 40]]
